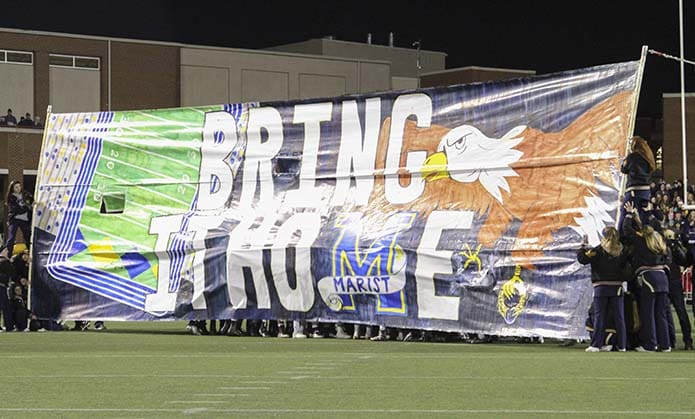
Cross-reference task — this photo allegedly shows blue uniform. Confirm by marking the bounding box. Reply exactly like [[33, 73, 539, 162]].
[[578, 245, 627, 350]]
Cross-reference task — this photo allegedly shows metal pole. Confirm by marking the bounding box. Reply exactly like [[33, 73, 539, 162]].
[[679, 0, 691, 209], [616, 45, 649, 225], [108, 39, 112, 111]]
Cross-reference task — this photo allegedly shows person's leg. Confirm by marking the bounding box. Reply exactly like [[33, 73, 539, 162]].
[[669, 280, 693, 348], [590, 296, 607, 349], [0, 287, 12, 331], [655, 293, 672, 351], [638, 289, 657, 351], [18, 220, 31, 250], [612, 295, 627, 351], [4, 222, 19, 257]]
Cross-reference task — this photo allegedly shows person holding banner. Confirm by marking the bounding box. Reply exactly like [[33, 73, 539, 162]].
[[622, 201, 671, 352], [578, 227, 628, 352], [2, 180, 32, 257], [619, 136, 656, 231], [663, 229, 693, 350]]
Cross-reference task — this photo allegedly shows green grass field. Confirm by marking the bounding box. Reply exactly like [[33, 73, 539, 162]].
[[2, 322, 695, 418]]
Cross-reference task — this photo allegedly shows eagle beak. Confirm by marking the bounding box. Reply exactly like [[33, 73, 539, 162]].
[[421, 151, 450, 182]]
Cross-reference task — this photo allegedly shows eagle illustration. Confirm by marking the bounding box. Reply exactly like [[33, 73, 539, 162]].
[[363, 90, 633, 266]]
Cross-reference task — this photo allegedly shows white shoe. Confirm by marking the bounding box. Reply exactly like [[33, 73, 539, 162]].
[[335, 327, 351, 339], [585, 346, 600, 352], [599, 345, 613, 352], [189, 325, 201, 336], [37, 328, 47, 332], [293, 332, 307, 339], [277, 332, 290, 338], [634, 346, 653, 352], [618, 348, 626, 352], [662, 348, 672, 353], [312, 330, 324, 338]]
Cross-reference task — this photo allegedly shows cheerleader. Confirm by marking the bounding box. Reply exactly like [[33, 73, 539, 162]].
[[578, 227, 628, 352]]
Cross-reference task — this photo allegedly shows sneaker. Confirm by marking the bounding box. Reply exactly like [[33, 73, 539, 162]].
[[364, 327, 374, 340], [618, 348, 626, 352], [312, 330, 325, 339], [94, 322, 105, 331], [293, 332, 307, 339], [189, 325, 201, 336], [277, 331, 290, 338], [661, 348, 672, 353], [599, 345, 613, 352], [585, 346, 600, 352], [370, 334, 387, 341], [634, 346, 654, 352], [37, 328, 47, 332], [335, 326, 351, 340]]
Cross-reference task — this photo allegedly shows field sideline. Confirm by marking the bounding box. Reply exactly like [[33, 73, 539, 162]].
[[2, 321, 695, 418]]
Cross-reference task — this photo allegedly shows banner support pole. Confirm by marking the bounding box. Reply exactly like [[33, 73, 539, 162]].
[[616, 45, 649, 226], [27, 104, 53, 312]]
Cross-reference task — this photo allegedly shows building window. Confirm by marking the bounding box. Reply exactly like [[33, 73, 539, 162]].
[[49, 54, 100, 70], [0, 50, 33, 65]]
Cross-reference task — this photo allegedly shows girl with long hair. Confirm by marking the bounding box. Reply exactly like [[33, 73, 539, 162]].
[[619, 136, 656, 230], [622, 201, 671, 352], [578, 227, 628, 352], [2, 180, 32, 257]]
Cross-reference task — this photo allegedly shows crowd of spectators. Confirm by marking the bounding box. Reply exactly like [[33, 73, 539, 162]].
[[0, 108, 43, 128]]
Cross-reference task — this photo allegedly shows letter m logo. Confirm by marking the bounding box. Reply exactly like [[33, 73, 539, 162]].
[[331, 212, 415, 315]]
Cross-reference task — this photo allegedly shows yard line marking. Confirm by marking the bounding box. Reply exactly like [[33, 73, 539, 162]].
[[166, 401, 228, 404], [1, 408, 695, 415], [240, 381, 286, 384], [5, 374, 694, 382], [218, 387, 271, 390], [3, 353, 695, 361]]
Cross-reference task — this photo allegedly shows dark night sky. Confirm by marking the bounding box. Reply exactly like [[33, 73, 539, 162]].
[[2, 0, 693, 118]]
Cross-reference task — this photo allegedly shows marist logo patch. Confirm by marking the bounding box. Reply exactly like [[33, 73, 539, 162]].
[[318, 212, 415, 314]]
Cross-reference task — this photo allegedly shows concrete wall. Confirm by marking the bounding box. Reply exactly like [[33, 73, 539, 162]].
[[267, 38, 446, 78], [0, 31, 180, 118], [180, 47, 391, 106], [662, 94, 695, 182], [0, 127, 43, 186], [420, 66, 536, 88], [0, 31, 109, 121], [110, 41, 179, 111], [0, 61, 34, 118]]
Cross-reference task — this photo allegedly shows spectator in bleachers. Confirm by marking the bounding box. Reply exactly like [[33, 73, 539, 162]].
[[17, 113, 33, 127], [33, 115, 43, 128], [4, 109, 17, 126]]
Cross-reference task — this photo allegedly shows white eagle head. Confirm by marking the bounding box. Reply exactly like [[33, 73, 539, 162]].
[[421, 124, 526, 203]]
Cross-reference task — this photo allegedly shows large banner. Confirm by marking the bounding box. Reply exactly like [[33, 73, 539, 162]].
[[31, 61, 642, 338]]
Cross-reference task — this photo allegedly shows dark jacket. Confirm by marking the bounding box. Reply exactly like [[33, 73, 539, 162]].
[[0, 256, 13, 287], [7, 193, 30, 222], [578, 245, 627, 285], [622, 214, 671, 272], [621, 153, 652, 189]]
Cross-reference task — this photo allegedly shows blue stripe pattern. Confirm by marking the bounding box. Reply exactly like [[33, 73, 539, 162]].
[[46, 112, 155, 310]]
